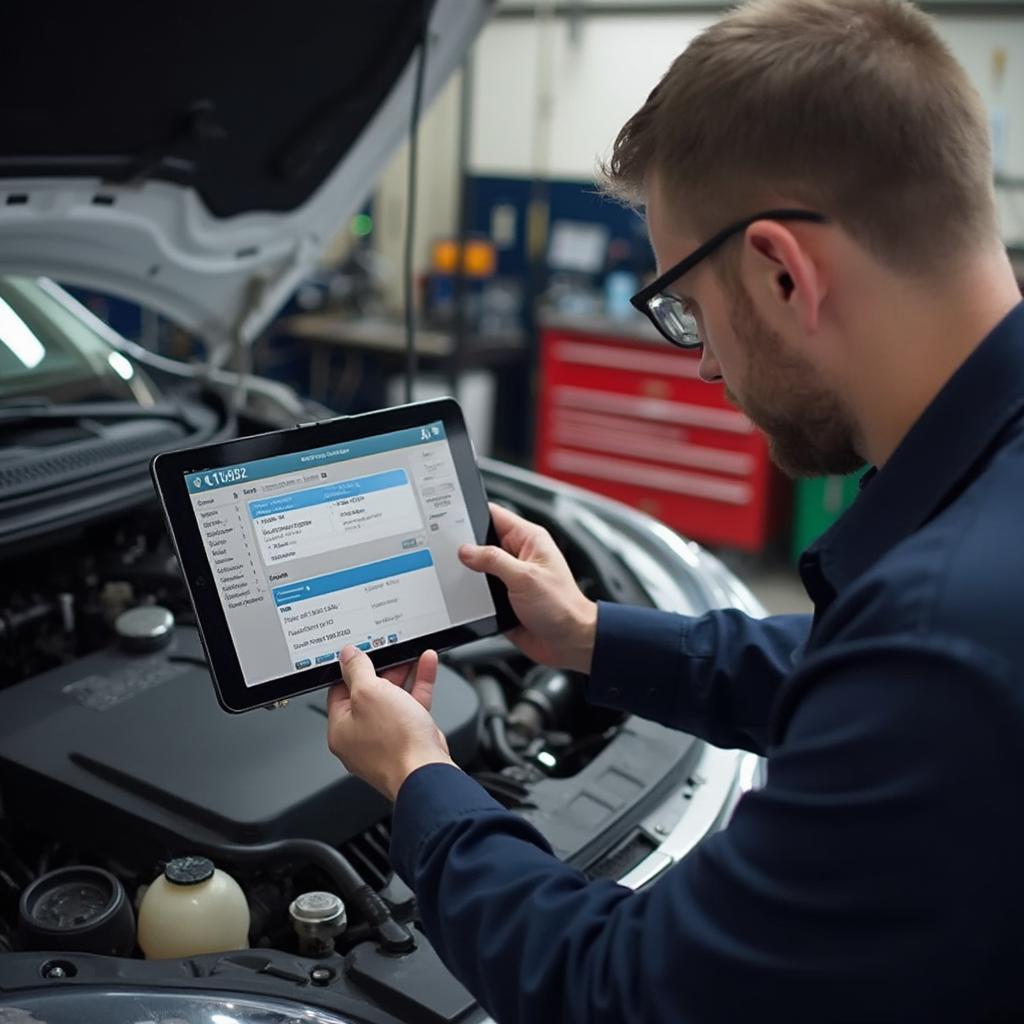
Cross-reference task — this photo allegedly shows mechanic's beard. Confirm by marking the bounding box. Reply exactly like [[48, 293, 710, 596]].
[[725, 284, 864, 479]]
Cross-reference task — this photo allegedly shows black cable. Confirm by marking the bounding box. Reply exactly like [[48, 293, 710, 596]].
[[474, 674, 528, 768], [403, 13, 430, 405], [449, 55, 474, 399], [0, 834, 34, 888], [487, 715, 527, 768], [189, 837, 414, 954]]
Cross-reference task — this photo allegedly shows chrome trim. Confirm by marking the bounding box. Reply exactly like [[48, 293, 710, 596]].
[[479, 456, 767, 619], [617, 850, 672, 890], [619, 746, 758, 891], [466, 748, 764, 1024], [567, 504, 707, 616]]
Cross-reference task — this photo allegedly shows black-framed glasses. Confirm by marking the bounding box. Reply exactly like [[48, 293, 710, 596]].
[[631, 209, 829, 349]]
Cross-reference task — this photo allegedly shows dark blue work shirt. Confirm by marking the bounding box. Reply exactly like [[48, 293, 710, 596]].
[[390, 302, 1024, 1023]]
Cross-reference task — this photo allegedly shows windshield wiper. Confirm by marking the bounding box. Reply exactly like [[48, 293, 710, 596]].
[[0, 398, 197, 428]]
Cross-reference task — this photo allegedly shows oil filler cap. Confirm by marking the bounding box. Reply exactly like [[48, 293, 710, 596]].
[[116, 605, 175, 652], [290, 891, 345, 924], [164, 856, 215, 886], [289, 891, 347, 957]]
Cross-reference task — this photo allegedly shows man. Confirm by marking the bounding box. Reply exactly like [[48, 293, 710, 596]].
[[327, 0, 1024, 1019]]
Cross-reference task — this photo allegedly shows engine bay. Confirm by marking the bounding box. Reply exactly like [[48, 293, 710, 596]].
[[0, 481, 702, 1023]]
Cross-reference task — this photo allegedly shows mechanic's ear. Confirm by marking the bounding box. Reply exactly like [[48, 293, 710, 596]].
[[743, 220, 826, 335]]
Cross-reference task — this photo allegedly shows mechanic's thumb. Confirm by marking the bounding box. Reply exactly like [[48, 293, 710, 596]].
[[340, 645, 378, 696], [459, 542, 525, 585]]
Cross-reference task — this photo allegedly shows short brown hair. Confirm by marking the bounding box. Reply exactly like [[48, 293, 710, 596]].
[[602, 0, 999, 273]]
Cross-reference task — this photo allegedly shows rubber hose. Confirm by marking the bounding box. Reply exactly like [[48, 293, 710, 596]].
[[189, 837, 413, 954], [487, 715, 527, 768]]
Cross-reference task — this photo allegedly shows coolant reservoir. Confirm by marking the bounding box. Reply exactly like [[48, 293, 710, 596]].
[[137, 856, 249, 959]]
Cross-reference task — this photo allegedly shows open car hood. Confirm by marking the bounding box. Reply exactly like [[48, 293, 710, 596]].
[[0, 1, 488, 353]]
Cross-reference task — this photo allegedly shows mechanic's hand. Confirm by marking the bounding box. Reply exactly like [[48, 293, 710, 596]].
[[459, 502, 597, 674], [326, 645, 455, 802]]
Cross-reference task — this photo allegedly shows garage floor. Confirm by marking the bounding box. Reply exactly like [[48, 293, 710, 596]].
[[714, 551, 813, 616], [743, 564, 813, 615]]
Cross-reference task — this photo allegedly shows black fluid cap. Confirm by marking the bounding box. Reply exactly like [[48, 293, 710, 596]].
[[17, 866, 135, 957], [164, 856, 215, 886]]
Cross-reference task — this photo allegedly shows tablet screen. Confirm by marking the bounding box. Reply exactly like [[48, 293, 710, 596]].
[[183, 419, 496, 687]]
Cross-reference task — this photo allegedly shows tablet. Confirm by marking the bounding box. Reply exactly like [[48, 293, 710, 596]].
[[151, 398, 516, 713]]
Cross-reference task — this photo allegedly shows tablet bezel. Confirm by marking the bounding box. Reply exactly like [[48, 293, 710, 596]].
[[151, 398, 517, 713]]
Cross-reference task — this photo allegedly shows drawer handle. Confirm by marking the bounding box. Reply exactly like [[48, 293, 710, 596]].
[[550, 424, 754, 476], [554, 386, 753, 434], [549, 449, 753, 505], [553, 340, 702, 379], [641, 379, 671, 400], [553, 408, 690, 443]]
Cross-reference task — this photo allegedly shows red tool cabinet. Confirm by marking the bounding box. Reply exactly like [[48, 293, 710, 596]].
[[535, 320, 790, 552]]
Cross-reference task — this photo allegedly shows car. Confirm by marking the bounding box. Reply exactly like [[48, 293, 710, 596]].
[[0, 4, 763, 1022]]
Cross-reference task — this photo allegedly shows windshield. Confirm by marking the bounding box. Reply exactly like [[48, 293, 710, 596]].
[[0, 276, 152, 404]]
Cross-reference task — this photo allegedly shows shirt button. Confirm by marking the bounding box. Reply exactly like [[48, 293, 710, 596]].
[[607, 687, 621, 699]]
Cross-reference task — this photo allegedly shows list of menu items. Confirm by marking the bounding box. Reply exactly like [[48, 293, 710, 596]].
[[194, 493, 268, 610]]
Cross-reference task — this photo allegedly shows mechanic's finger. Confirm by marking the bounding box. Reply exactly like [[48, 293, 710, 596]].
[[506, 626, 533, 651], [458, 541, 529, 584], [407, 649, 439, 710], [489, 501, 531, 535], [488, 503, 543, 555], [340, 644, 379, 696], [380, 660, 416, 689], [326, 680, 351, 718]]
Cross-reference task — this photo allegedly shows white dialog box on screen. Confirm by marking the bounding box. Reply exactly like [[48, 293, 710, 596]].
[[271, 549, 452, 668], [248, 469, 423, 566]]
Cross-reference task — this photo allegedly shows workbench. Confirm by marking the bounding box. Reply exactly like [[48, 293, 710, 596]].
[[272, 313, 524, 405]]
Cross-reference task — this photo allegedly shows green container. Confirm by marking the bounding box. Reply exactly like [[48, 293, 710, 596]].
[[792, 470, 866, 561]]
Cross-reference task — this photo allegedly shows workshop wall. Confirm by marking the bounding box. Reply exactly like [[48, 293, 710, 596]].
[[373, 73, 464, 310], [469, 13, 709, 182], [468, 8, 1024, 245], [371, 4, 1024, 315], [365, 1, 1024, 518]]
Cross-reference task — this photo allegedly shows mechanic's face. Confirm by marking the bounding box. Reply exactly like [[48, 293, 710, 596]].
[[721, 277, 863, 477], [645, 180, 862, 478]]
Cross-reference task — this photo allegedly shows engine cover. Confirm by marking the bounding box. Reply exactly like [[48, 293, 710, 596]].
[[0, 626, 479, 859]]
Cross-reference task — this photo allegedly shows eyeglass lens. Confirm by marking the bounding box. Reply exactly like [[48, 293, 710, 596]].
[[649, 293, 700, 347]]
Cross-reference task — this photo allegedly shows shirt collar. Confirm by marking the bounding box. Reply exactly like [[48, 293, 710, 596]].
[[801, 301, 1024, 600]]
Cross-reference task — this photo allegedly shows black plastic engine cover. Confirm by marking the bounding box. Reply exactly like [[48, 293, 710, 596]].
[[0, 626, 479, 858]]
